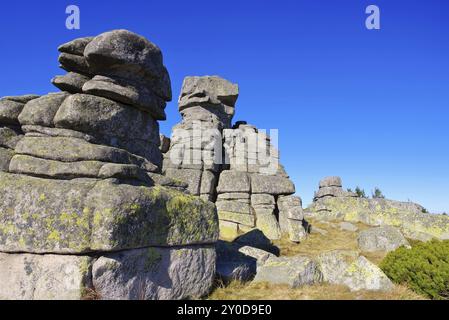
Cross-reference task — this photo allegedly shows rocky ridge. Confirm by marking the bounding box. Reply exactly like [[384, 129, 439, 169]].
[[306, 177, 449, 242]]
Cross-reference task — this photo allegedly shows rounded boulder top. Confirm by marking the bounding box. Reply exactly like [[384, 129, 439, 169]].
[[84, 29, 172, 101], [319, 176, 342, 188]]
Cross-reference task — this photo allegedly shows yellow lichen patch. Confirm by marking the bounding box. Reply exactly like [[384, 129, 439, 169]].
[[47, 230, 61, 242]]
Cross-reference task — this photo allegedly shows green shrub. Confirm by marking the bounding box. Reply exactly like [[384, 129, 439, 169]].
[[354, 186, 367, 198], [372, 187, 385, 199], [380, 240, 449, 300]]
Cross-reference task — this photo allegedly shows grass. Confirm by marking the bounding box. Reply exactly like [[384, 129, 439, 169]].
[[207, 281, 426, 300], [273, 219, 388, 265]]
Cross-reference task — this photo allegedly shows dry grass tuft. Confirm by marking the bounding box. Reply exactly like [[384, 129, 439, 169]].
[[273, 219, 388, 265], [207, 281, 426, 300]]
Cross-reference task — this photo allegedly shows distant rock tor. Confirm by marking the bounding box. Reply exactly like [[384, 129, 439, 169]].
[[306, 177, 449, 242]]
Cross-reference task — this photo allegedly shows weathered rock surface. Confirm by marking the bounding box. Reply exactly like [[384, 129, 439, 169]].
[[83, 76, 167, 120], [215, 241, 257, 282], [308, 177, 449, 241], [357, 226, 410, 252], [253, 256, 322, 288], [0, 246, 215, 300], [0, 30, 219, 301], [0, 172, 218, 254], [93, 245, 215, 300], [250, 174, 295, 195], [84, 29, 171, 101], [52, 72, 91, 93], [0, 252, 92, 300], [309, 196, 449, 241], [339, 222, 358, 232], [58, 36, 94, 56], [316, 250, 393, 292], [18, 92, 70, 127], [0, 147, 14, 171]]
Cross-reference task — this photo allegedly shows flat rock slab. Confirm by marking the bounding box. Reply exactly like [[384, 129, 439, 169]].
[[15, 136, 155, 171], [0, 172, 218, 254], [250, 174, 295, 195], [217, 171, 250, 193], [52, 72, 91, 93], [0, 245, 215, 300], [253, 255, 322, 288], [54, 94, 160, 143], [82, 76, 166, 120]]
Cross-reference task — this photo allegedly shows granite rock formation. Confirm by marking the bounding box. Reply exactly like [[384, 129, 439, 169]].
[[307, 177, 449, 242], [0, 30, 218, 300], [161, 76, 307, 243], [0, 95, 39, 171]]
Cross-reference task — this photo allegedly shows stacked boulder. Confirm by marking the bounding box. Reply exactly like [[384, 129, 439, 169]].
[[313, 176, 357, 201], [0, 30, 218, 300], [217, 124, 305, 242], [307, 176, 449, 242], [163, 76, 238, 201], [0, 95, 39, 171], [162, 77, 307, 242]]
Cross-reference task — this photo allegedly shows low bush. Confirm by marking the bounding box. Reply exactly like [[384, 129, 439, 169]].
[[380, 240, 449, 300]]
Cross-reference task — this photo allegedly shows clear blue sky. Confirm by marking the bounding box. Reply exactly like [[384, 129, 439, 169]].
[[1, 0, 448, 212]]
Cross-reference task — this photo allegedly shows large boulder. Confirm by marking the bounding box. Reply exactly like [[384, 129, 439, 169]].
[[316, 250, 393, 292], [357, 226, 410, 252], [0, 246, 215, 300], [178, 76, 238, 111], [319, 176, 342, 188], [253, 256, 322, 288], [250, 174, 295, 195], [92, 245, 215, 300], [18, 92, 70, 127], [84, 29, 171, 101], [0, 252, 92, 300], [0, 172, 218, 254], [217, 171, 250, 193]]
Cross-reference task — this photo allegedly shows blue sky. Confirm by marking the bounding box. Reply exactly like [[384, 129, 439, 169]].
[[1, 0, 448, 212]]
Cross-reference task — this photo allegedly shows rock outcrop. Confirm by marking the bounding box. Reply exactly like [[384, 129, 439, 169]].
[[307, 177, 449, 242], [0, 95, 39, 171], [161, 76, 307, 243], [0, 30, 218, 300]]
